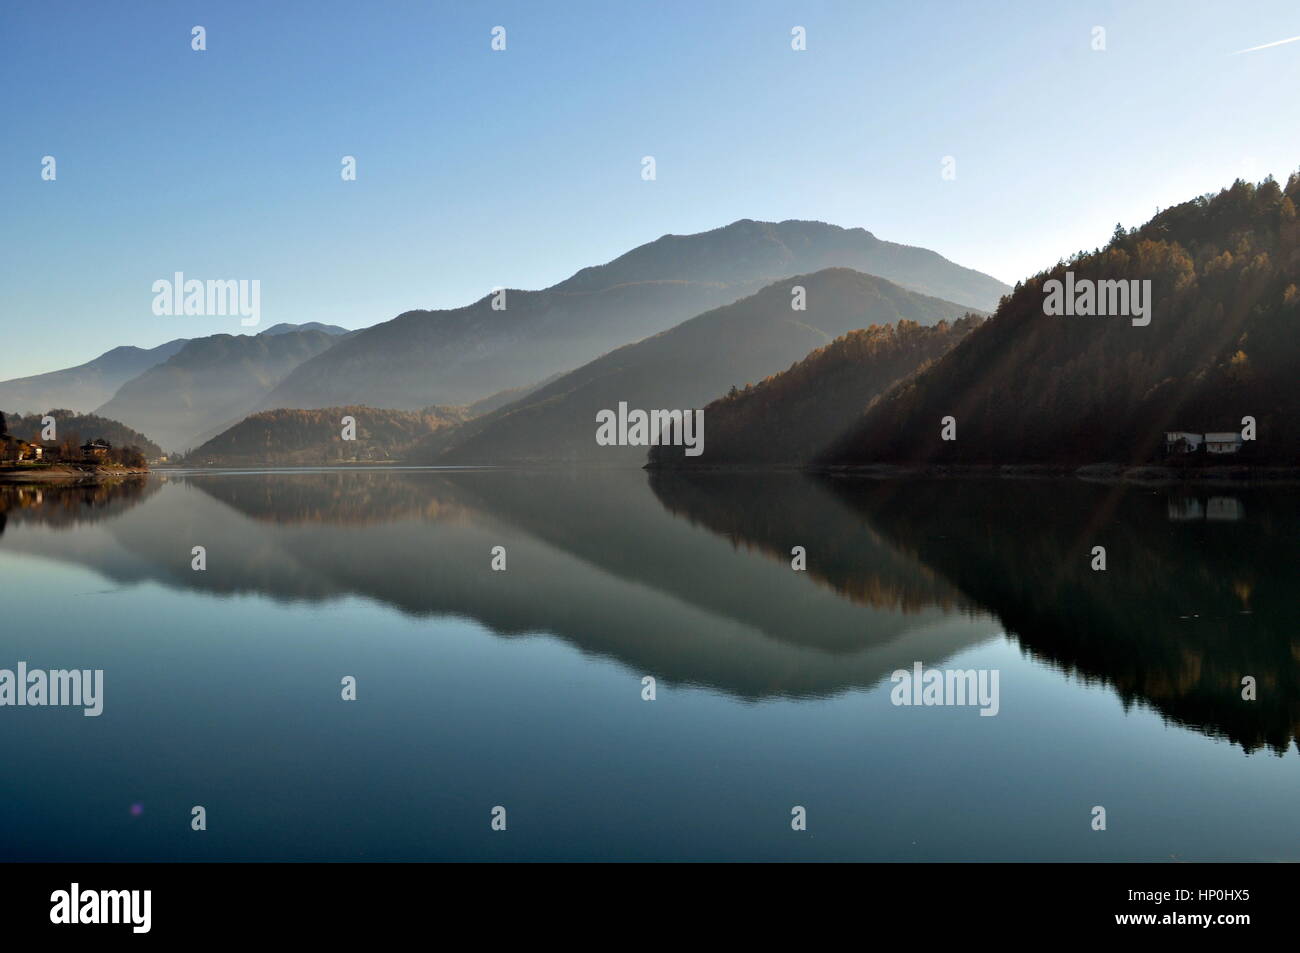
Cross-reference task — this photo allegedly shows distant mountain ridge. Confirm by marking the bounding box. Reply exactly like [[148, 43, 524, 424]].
[[553, 219, 1007, 308], [0, 338, 189, 414], [0, 323, 349, 419], [258, 219, 1009, 413], [95, 329, 344, 453], [258, 322, 350, 337], [420, 267, 978, 466]]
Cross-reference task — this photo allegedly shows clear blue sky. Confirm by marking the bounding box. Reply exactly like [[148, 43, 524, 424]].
[[3, 0, 1298, 379]]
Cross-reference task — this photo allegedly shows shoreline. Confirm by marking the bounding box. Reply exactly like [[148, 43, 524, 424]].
[[5, 460, 1289, 486], [0, 465, 150, 484], [647, 461, 1300, 485]]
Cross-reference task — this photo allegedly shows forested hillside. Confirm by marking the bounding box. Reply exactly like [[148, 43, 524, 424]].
[[819, 175, 1300, 466], [181, 406, 467, 466], [2, 409, 162, 459], [647, 317, 980, 467]]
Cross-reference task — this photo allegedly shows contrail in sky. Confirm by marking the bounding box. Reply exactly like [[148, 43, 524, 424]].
[[1231, 34, 1300, 54]]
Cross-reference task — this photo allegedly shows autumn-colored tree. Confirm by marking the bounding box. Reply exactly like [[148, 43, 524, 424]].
[[820, 171, 1300, 466]]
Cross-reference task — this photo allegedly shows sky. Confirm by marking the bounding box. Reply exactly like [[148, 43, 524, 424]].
[[2, 0, 1299, 379]]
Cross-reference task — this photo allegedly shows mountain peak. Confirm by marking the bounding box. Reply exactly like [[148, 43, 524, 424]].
[[258, 322, 350, 337], [551, 218, 992, 305]]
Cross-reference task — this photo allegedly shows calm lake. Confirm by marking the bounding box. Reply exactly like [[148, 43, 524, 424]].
[[1, 469, 1296, 861]]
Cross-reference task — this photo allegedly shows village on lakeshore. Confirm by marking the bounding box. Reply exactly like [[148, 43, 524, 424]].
[[1164, 430, 1246, 456], [0, 411, 148, 473]]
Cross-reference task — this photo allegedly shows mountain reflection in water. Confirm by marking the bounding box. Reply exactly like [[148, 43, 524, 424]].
[[2, 469, 1297, 752]]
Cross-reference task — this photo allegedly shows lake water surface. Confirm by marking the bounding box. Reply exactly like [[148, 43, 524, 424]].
[[0, 469, 1296, 861]]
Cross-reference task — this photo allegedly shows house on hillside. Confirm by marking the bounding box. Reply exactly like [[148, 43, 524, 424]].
[[1165, 430, 1245, 456], [1164, 431, 1203, 454], [1204, 432, 1244, 455], [1, 436, 39, 464], [81, 439, 112, 461]]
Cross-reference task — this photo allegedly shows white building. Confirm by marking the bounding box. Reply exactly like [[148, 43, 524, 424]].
[[1204, 432, 1244, 454], [1206, 497, 1243, 521], [1167, 497, 1204, 521]]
